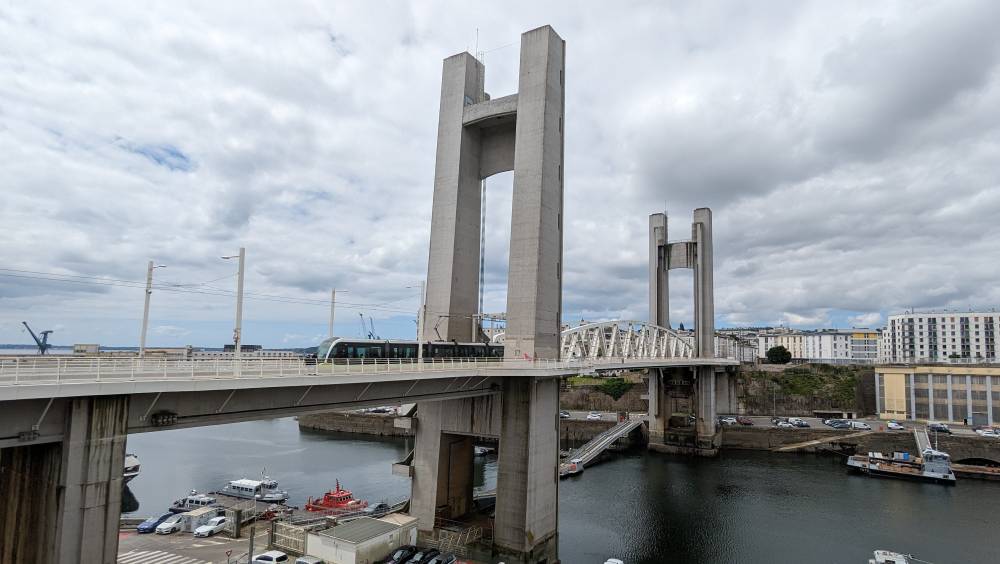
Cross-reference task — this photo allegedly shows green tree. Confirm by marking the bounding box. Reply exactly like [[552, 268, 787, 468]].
[[766, 345, 792, 364], [596, 378, 633, 401]]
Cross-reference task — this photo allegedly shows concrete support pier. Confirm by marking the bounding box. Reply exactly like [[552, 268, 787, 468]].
[[494, 377, 560, 563], [0, 396, 129, 564]]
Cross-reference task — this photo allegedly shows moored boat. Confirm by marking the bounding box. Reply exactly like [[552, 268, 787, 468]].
[[847, 448, 956, 485], [305, 480, 369, 512], [222, 477, 290, 502], [169, 490, 218, 513], [123, 453, 141, 484], [559, 458, 584, 478], [868, 549, 934, 563]]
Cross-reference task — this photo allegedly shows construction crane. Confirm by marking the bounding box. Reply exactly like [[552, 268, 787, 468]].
[[22, 321, 53, 355], [357, 313, 380, 340]]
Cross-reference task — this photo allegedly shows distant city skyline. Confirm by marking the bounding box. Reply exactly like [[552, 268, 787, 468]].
[[4, 1, 1000, 348]]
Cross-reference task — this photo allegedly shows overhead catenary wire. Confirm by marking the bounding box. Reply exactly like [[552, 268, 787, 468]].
[[0, 268, 428, 316]]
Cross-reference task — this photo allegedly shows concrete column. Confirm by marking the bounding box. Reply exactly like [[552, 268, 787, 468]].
[[967, 375, 973, 423], [494, 377, 559, 562], [57, 396, 129, 564], [692, 208, 714, 358], [874, 372, 881, 414], [504, 26, 565, 361], [0, 442, 62, 563], [649, 213, 668, 329], [647, 368, 664, 443], [409, 400, 476, 530], [988, 375, 994, 424], [424, 52, 485, 343], [928, 383, 935, 421], [695, 367, 717, 447], [909, 373, 916, 420], [947, 374, 954, 423]]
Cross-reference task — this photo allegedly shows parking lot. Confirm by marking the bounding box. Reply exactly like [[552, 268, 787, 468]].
[[118, 526, 269, 564]]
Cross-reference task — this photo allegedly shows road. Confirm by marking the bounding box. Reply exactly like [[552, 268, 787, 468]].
[[118, 526, 269, 564], [720, 415, 982, 436]]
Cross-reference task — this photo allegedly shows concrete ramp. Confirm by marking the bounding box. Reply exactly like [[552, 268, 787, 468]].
[[772, 430, 873, 452], [562, 418, 643, 469], [914, 428, 931, 452]]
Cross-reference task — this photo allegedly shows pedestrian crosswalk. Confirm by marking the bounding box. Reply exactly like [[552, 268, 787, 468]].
[[117, 549, 212, 564]]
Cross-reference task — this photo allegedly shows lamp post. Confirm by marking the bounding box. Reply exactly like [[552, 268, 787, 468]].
[[328, 288, 349, 339], [222, 248, 246, 368], [139, 261, 166, 358], [408, 281, 427, 362]]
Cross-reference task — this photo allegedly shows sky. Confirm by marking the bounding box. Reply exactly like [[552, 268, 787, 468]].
[[2, 1, 1000, 348]]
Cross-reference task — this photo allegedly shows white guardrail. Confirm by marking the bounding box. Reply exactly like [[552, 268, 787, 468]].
[[0, 356, 587, 386]]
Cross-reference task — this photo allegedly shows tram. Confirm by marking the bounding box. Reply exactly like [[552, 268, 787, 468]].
[[314, 337, 503, 362]]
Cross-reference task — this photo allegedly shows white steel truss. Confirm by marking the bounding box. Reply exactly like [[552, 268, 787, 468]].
[[559, 320, 694, 361]]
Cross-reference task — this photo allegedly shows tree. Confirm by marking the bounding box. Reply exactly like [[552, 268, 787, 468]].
[[596, 378, 633, 401], [766, 345, 792, 364]]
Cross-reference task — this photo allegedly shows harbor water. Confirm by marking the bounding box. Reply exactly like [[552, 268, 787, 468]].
[[125, 418, 1000, 563]]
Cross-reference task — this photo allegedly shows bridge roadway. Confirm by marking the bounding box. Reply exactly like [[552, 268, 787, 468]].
[[0, 356, 735, 447]]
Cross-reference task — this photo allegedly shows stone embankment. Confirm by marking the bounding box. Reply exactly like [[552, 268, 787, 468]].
[[721, 426, 1000, 462], [298, 412, 618, 444]]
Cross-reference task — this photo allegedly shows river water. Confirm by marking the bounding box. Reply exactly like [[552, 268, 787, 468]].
[[125, 418, 999, 563]]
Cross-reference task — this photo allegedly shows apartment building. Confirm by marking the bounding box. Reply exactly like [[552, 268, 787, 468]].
[[756, 328, 877, 364], [879, 311, 1000, 363]]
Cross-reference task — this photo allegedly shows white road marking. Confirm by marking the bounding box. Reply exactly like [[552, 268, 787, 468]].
[[117, 549, 211, 564]]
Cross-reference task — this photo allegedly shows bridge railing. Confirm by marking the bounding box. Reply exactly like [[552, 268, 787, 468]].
[[0, 356, 591, 386]]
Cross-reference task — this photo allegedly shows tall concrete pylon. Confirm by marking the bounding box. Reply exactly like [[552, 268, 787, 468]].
[[424, 25, 564, 361], [414, 26, 564, 563]]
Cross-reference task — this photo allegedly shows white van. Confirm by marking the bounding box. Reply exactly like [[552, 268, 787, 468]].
[[849, 421, 872, 430]]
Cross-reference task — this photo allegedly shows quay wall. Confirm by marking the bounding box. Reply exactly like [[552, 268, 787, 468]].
[[298, 412, 617, 444], [721, 427, 1000, 462]]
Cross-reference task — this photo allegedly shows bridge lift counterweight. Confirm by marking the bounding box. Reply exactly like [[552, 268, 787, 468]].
[[21, 321, 53, 355]]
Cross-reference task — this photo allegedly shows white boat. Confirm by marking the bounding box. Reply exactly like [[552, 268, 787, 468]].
[[559, 458, 584, 478], [868, 549, 932, 564], [169, 490, 218, 513], [222, 477, 289, 502], [123, 453, 140, 484]]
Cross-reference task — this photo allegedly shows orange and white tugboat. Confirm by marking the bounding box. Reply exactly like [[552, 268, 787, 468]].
[[305, 480, 369, 513]]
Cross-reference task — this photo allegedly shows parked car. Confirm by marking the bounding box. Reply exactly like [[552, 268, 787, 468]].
[[426, 554, 457, 564], [734, 416, 753, 426], [137, 512, 174, 534], [829, 420, 850, 429], [380, 546, 417, 564], [928, 422, 952, 434], [404, 548, 440, 564], [776, 421, 794, 428], [975, 429, 1000, 438], [719, 416, 737, 426], [823, 419, 844, 427], [193, 516, 226, 538], [848, 421, 872, 430], [787, 417, 805, 425], [792, 420, 811, 428], [586, 412, 602, 421], [252, 551, 289, 563], [559, 410, 571, 419], [364, 502, 390, 515], [887, 421, 905, 430], [155, 514, 183, 535], [294, 557, 324, 564], [770, 417, 787, 425]]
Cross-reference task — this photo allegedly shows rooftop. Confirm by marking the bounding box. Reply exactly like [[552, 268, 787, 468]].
[[318, 517, 399, 544]]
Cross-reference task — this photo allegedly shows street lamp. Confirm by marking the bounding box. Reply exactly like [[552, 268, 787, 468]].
[[221, 248, 246, 367], [407, 281, 427, 362], [329, 288, 349, 339], [139, 261, 167, 358]]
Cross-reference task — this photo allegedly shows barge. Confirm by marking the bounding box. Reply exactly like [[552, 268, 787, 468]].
[[847, 447, 956, 485]]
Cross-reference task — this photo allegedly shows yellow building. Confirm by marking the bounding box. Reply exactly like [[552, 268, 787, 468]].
[[877, 365, 1000, 425]]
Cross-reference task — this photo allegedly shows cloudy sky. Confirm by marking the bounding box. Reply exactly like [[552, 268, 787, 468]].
[[2, 1, 1000, 348]]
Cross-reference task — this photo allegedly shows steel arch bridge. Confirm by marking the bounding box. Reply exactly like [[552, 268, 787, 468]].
[[492, 320, 695, 360]]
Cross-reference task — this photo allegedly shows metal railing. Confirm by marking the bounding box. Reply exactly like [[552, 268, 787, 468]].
[[0, 353, 738, 387]]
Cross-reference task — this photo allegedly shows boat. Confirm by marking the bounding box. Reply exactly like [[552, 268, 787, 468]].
[[221, 478, 290, 502], [123, 453, 141, 484], [305, 480, 369, 512], [847, 448, 956, 485], [559, 458, 584, 478], [169, 490, 218, 513], [869, 549, 934, 563]]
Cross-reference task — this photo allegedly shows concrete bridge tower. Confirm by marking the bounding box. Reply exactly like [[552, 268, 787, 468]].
[[411, 26, 564, 563], [646, 208, 735, 455]]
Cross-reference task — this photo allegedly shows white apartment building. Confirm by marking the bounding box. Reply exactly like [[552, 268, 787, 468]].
[[757, 328, 878, 364], [879, 311, 1000, 363]]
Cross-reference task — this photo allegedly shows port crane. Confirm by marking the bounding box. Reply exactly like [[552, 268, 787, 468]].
[[21, 321, 53, 355], [358, 313, 379, 339]]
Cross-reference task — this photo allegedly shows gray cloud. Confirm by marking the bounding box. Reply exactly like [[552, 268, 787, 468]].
[[2, 1, 1000, 346]]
